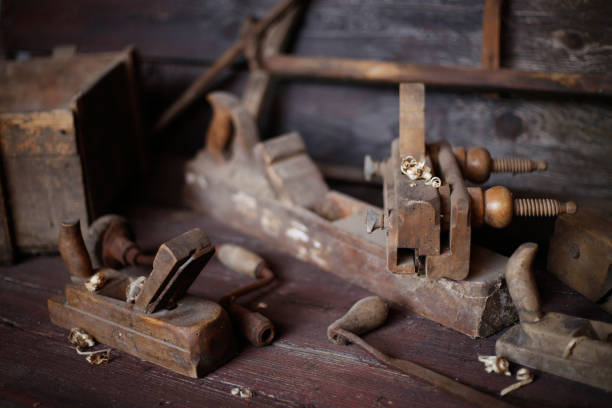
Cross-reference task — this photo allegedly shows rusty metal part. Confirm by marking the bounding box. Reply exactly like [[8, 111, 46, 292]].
[[328, 297, 515, 408], [452, 147, 547, 183], [228, 302, 275, 347], [184, 90, 517, 337], [216, 244, 276, 346], [135, 229, 215, 313], [59, 220, 93, 279], [152, 0, 298, 134], [548, 210, 612, 313], [262, 54, 612, 97], [49, 226, 236, 378], [468, 186, 577, 229], [496, 243, 612, 391], [85, 214, 154, 269]]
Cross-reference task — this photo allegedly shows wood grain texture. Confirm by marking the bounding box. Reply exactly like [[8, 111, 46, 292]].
[[482, 0, 502, 69], [3, 0, 610, 201], [0, 205, 610, 407], [267, 82, 612, 200]]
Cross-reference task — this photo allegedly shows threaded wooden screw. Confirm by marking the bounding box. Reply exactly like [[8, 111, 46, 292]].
[[453, 147, 548, 183], [514, 198, 576, 217], [492, 158, 547, 174], [472, 186, 577, 228]]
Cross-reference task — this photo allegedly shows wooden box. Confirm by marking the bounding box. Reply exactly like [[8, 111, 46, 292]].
[[0, 48, 146, 262]]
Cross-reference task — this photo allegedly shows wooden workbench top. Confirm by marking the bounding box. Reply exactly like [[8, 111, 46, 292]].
[[1, 205, 610, 407]]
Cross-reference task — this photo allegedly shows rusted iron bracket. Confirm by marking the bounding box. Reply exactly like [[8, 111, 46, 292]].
[[496, 243, 612, 391], [183, 91, 518, 337]]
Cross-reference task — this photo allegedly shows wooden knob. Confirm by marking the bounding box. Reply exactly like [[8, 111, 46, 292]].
[[465, 147, 492, 183], [484, 186, 514, 228]]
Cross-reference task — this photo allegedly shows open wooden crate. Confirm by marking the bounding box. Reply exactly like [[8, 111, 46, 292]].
[[0, 48, 146, 262]]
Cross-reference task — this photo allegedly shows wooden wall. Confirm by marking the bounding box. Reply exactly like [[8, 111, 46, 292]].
[[2, 0, 611, 203]]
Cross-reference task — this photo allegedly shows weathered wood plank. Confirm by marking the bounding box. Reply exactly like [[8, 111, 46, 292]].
[[0, 206, 610, 407], [503, 0, 612, 74], [268, 82, 612, 200], [3, 0, 611, 76]]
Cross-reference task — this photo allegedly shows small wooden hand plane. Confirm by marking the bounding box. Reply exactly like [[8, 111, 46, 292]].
[[496, 243, 612, 391], [48, 221, 236, 378]]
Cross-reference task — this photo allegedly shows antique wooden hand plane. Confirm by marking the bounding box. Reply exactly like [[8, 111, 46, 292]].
[[496, 242, 612, 391], [48, 221, 236, 378]]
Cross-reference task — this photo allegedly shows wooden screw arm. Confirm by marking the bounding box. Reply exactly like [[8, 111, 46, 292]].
[[153, 0, 298, 134]]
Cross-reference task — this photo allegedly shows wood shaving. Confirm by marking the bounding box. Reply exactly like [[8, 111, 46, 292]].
[[400, 155, 440, 188], [85, 272, 106, 292], [425, 176, 441, 188], [69, 327, 111, 365], [126, 276, 147, 303], [230, 387, 253, 399], [478, 355, 511, 376], [500, 368, 534, 396], [239, 389, 253, 399], [79, 348, 111, 365], [69, 328, 95, 348]]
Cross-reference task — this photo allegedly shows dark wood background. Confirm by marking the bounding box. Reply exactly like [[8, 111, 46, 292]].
[[2, 0, 611, 202]]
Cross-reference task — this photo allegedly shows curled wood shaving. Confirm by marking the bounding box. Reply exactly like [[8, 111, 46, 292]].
[[126, 276, 147, 303], [230, 387, 253, 399], [76, 347, 112, 365], [69, 328, 95, 348], [425, 176, 441, 188], [69, 328, 111, 365], [478, 355, 511, 376], [85, 272, 106, 292], [400, 155, 440, 188], [500, 368, 534, 396]]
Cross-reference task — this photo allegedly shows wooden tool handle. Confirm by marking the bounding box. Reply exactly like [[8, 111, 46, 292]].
[[505, 242, 543, 323], [58, 220, 93, 278], [327, 296, 388, 345]]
